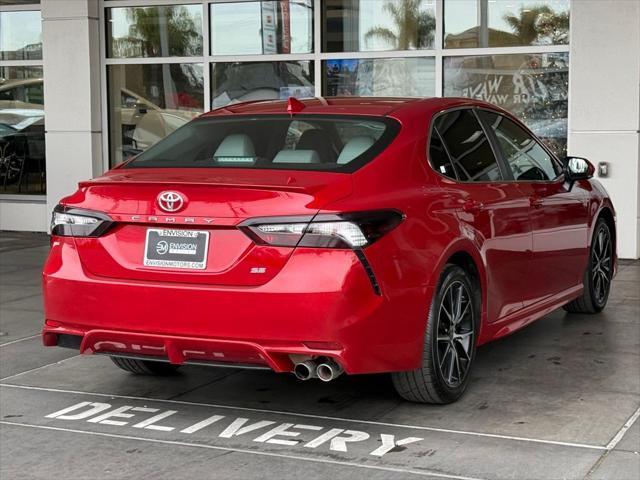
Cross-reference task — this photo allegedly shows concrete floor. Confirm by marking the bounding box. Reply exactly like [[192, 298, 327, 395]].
[[0, 232, 638, 480]]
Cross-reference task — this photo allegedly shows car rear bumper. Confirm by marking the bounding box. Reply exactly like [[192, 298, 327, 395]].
[[42, 237, 430, 374]]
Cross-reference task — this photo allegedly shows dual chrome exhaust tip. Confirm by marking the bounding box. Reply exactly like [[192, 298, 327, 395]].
[[293, 358, 344, 382]]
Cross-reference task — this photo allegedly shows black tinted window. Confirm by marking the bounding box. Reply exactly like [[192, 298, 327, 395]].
[[480, 111, 561, 181], [126, 115, 398, 173], [428, 130, 457, 180], [434, 110, 502, 182]]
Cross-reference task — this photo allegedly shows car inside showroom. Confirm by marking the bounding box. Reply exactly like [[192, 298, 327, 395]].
[[0, 1, 639, 479]]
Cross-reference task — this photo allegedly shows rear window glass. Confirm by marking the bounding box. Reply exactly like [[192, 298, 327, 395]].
[[125, 115, 400, 173]]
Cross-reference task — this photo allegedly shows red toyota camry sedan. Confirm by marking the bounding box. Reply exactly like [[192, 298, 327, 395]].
[[42, 97, 616, 404]]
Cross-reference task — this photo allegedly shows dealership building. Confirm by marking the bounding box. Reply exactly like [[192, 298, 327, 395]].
[[0, 0, 638, 258]]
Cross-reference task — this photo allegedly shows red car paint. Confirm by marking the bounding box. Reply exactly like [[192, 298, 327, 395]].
[[42, 97, 616, 375]]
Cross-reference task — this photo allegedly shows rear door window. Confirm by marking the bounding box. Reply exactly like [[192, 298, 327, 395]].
[[428, 130, 457, 180], [433, 109, 503, 182], [480, 111, 561, 181], [126, 115, 399, 173]]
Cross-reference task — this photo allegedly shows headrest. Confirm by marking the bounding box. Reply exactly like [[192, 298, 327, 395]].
[[213, 134, 256, 163], [297, 129, 337, 163], [272, 150, 321, 164], [337, 136, 375, 164]]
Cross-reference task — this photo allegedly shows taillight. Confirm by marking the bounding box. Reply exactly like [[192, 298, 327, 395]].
[[51, 205, 114, 237], [239, 210, 403, 249]]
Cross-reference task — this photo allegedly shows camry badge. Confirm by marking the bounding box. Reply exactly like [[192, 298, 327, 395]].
[[157, 191, 186, 213]]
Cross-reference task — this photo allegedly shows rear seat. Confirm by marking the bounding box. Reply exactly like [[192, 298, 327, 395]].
[[337, 136, 375, 164], [213, 134, 256, 164], [272, 150, 321, 164]]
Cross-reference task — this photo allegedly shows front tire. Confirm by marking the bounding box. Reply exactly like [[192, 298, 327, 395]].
[[564, 219, 613, 314], [392, 264, 478, 404], [110, 357, 181, 375]]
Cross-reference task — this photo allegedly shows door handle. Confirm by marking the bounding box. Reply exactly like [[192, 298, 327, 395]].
[[529, 196, 544, 208], [462, 200, 484, 213]]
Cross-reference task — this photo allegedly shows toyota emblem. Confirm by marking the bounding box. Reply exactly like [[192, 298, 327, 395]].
[[157, 191, 186, 213]]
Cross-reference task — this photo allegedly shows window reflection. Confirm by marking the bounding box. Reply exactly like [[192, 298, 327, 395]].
[[444, 53, 569, 156], [0, 66, 46, 194], [107, 64, 204, 166], [210, 1, 313, 55], [323, 0, 435, 52], [106, 5, 203, 58], [444, 0, 569, 48], [324, 57, 435, 97], [211, 61, 314, 108], [0, 11, 42, 61]]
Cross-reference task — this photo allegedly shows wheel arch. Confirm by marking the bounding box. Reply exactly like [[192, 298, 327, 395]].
[[431, 242, 488, 342]]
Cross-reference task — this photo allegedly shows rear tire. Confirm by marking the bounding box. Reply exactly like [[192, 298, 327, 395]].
[[564, 219, 613, 314], [110, 357, 181, 375], [392, 264, 478, 404]]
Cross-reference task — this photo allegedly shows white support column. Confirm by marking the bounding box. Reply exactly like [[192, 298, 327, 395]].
[[42, 0, 103, 221], [568, 0, 640, 259]]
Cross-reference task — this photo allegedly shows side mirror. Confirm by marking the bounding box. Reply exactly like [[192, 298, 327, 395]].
[[564, 156, 595, 181]]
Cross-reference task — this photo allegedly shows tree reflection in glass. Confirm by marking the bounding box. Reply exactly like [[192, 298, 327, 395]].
[[365, 0, 435, 50], [108, 5, 202, 58], [444, 0, 569, 49], [503, 5, 569, 45], [322, 0, 435, 52]]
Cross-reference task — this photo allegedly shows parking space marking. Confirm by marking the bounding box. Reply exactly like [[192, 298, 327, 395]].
[[0, 421, 485, 480], [605, 406, 640, 450], [0, 355, 79, 382], [0, 383, 608, 451], [0, 334, 41, 348]]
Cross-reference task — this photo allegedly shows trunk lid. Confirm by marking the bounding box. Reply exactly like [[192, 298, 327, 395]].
[[66, 168, 352, 286]]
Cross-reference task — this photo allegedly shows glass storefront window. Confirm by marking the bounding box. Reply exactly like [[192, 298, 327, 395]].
[[210, 1, 313, 55], [211, 61, 314, 108], [106, 5, 203, 58], [0, 66, 46, 194], [0, 10, 42, 60], [323, 57, 435, 97], [443, 52, 569, 156], [444, 0, 569, 49], [323, 0, 436, 52], [107, 63, 204, 166]]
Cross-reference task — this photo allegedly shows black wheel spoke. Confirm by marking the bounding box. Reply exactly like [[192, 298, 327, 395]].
[[447, 348, 457, 383], [457, 301, 470, 325], [455, 334, 472, 361], [439, 344, 451, 370]]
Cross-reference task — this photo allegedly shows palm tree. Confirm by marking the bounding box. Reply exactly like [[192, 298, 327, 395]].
[[503, 5, 569, 46], [365, 0, 436, 50], [125, 6, 201, 57]]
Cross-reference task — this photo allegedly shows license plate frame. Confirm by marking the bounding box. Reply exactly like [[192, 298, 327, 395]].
[[143, 228, 209, 270]]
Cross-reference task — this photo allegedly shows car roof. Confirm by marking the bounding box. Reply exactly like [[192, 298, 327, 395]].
[[201, 96, 499, 118]]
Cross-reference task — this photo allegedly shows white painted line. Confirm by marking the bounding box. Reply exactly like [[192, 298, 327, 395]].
[[0, 383, 607, 451], [605, 406, 640, 451], [0, 421, 485, 480], [0, 334, 40, 348], [0, 356, 79, 381]]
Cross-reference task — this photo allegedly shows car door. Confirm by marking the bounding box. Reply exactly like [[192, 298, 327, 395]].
[[478, 110, 590, 304], [430, 108, 533, 323]]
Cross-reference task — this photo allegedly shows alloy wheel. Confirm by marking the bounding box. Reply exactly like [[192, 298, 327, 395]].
[[436, 281, 475, 388], [591, 226, 612, 306]]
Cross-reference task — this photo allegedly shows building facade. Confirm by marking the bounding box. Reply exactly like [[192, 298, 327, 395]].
[[0, 0, 638, 258]]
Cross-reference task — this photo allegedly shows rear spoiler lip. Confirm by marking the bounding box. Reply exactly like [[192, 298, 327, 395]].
[[77, 178, 311, 193]]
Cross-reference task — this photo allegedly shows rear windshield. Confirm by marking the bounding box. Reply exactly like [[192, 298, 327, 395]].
[[125, 115, 400, 173]]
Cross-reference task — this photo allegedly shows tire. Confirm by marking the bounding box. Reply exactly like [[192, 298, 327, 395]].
[[392, 264, 478, 404], [564, 219, 613, 314], [110, 357, 181, 376]]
